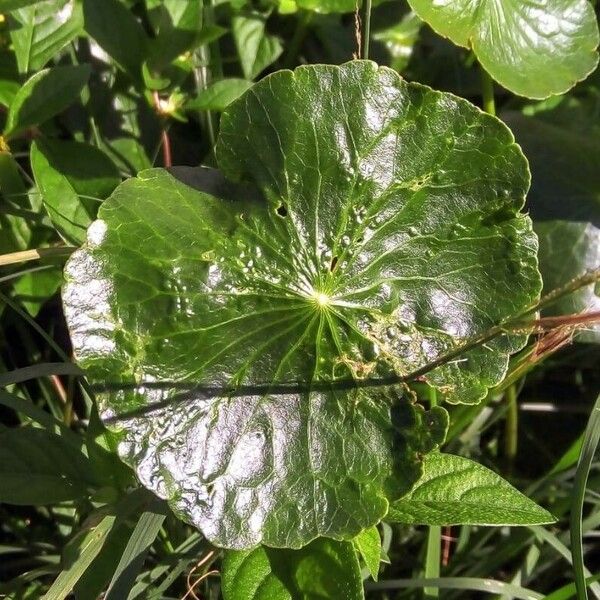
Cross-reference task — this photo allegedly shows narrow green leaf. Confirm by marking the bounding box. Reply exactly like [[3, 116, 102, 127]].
[[353, 526, 382, 581], [232, 13, 283, 79], [186, 79, 253, 112], [42, 514, 116, 600], [9, 0, 83, 74], [82, 0, 148, 80], [387, 453, 556, 526], [222, 538, 364, 600], [407, 0, 599, 99], [571, 393, 600, 600], [104, 508, 166, 600], [30, 141, 92, 245], [4, 64, 90, 138], [0, 426, 97, 504]]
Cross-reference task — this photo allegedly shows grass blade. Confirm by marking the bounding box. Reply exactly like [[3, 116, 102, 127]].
[[105, 507, 166, 600], [366, 576, 543, 599], [571, 393, 600, 600], [42, 514, 117, 600]]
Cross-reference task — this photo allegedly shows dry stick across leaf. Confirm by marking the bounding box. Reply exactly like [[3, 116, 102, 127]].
[[63, 61, 542, 549]]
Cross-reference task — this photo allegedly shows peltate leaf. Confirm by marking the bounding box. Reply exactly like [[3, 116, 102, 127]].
[[222, 538, 364, 600], [63, 61, 540, 549], [387, 452, 556, 526], [407, 0, 600, 99]]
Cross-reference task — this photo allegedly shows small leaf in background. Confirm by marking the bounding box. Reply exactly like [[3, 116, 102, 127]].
[[222, 538, 364, 600], [353, 526, 382, 581], [82, 0, 148, 80], [0, 426, 99, 504], [30, 140, 93, 245], [4, 64, 90, 138], [281, 0, 358, 13], [0, 79, 20, 107], [407, 0, 600, 99], [0, 151, 31, 253], [373, 10, 423, 74], [146, 0, 202, 68], [35, 138, 121, 200], [12, 265, 62, 315], [387, 452, 556, 526], [8, 0, 83, 74], [535, 221, 600, 343], [232, 13, 283, 79], [185, 78, 253, 112]]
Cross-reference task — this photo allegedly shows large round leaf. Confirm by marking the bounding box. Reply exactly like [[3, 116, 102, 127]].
[[407, 0, 599, 99], [63, 60, 539, 549]]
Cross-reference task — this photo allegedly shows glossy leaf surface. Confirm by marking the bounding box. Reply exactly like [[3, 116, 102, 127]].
[[387, 452, 555, 525], [222, 538, 364, 600], [64, 61, 540, 548], [407, 0, 599, 99]]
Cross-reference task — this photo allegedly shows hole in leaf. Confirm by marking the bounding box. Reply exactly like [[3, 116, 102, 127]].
[[276, 204, 288, 217], [330, 256, 338, 272]]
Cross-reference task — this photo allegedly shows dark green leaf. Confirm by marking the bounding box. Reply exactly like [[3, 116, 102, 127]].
[[232, 13, 283, 79], [186, 79, 253, 112], [222, 538, 364, 600], [0, 426, 97, 504], [503, 111, 600, 225], [4, 64, 90, 138], [12, 266, 62, 316], [30, 140, 93, 245], [82, 0, 148, 80], [387, 452, 556, 526], [8, 0, 83, 74], [353, 526, 381, 581], [34, 138, 121, 200], [407, 0, 600, 99], [63, 61, 539, 548], [535, 220, 600, 343]]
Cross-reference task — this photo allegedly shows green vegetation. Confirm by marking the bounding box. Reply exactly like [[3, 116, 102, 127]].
[[0, 1, 599, 598]]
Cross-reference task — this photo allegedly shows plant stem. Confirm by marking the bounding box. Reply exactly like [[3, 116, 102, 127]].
[[362, 0, 372, 60], [480, 66, 496, 115], [505, 383, 518, 470], [283, 11, 312, 69], [424, 526, 441, 599], [0, 246, 75, 267]]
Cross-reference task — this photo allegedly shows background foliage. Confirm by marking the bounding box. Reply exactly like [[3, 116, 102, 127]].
[[0, 0, 599, 598]]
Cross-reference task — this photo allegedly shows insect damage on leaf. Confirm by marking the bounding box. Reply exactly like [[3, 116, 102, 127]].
[[63, 60, 540, 549]]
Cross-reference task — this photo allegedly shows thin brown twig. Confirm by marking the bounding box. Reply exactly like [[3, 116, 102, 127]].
[[353, 0, 361, 59], [182, 551, 217, 600]]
